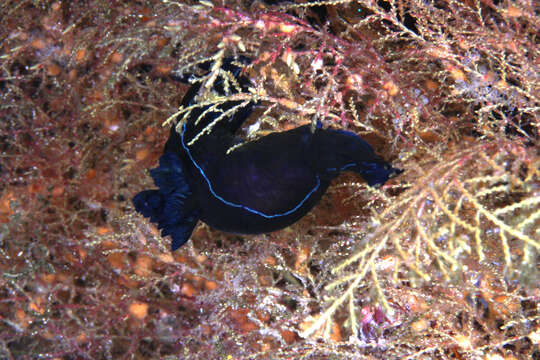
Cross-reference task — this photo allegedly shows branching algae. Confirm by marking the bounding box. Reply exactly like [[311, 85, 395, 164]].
[[133, 57, 402, 250]]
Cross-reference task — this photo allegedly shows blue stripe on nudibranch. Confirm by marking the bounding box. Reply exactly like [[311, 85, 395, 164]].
[[180, 124, 321, 219], [327, 163, 357, 172]]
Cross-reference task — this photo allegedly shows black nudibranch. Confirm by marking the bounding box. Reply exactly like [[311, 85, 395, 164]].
[[134, 57, 402, 251]]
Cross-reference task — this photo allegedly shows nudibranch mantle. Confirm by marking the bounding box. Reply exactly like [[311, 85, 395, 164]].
[[181, 123, 323, 219]]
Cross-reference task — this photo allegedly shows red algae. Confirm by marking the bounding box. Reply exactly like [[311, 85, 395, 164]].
[[0, 1, 538, 359]]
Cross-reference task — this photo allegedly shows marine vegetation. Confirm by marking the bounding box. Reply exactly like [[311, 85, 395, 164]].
[[0, 0, 538, 359]]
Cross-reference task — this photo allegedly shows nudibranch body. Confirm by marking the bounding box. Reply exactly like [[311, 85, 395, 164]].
[[134, 57, 402, 250]]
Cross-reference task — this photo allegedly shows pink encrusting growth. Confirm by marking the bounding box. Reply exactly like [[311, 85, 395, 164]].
[[0, 0, 538, 359]]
